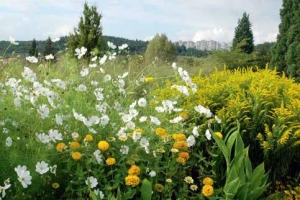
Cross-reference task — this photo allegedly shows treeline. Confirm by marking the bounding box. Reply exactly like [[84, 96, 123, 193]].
[[0, 35, 214, 58]]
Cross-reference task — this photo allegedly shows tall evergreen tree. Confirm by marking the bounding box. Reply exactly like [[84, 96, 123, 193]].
[[270, 0, 300, 80], [67, 2, 106, 60], [29, 39, 38, 57], [43, 37, 54, 56], [232, 12, 254, 54]]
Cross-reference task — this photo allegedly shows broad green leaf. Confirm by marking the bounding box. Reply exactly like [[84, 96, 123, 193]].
[[141, 178, 152, 200], [211, 130, 230, 167], [224, 177, 240, 199]]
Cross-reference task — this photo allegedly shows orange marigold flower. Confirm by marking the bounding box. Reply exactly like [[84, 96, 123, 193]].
[[178, 152, 190, 160], [176, 157, 187, 165], [69, 141, 81, 150], [173, 141, 188, 150], [98, 141, 110, 151], [72, 152, 82, 160], [203, 177, 214, 186], [172, 133, 186, 141], [125, 175, 140, 187], [106, 158, 116, 165], [202, 184, 214, 197], [128, 165, 141, 175], [56, 142, 66, 152], [84, 134, 93, 142], [155, 183, 164, 192]]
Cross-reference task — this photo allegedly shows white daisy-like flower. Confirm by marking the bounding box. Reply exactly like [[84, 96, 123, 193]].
[[26, 56, 38, 63], [35, 161, 49, 175], [120, 145, 129, 155], [14, 165, 32, 188], [187, 135, 196, 147], [205, 129, 212, 140], [85, 176, 98, 189], [38, 104, 50, 119], [45, 54, 54, 60], [5, 137, 12, 147], [192, 126, 199, 137], [99, 55, 107, 65], [80, 68, 89, 77], [149, 170, 156, 177], [184, 176, 194, 184]]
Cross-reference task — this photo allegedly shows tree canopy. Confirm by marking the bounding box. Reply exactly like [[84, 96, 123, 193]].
[[232, 12, 254, 54]]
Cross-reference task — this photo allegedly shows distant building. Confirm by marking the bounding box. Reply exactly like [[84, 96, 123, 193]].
[[176, 39, 231, 51]]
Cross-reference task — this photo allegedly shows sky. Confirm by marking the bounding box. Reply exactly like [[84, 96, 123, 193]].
[[0, 0, 283, 44]]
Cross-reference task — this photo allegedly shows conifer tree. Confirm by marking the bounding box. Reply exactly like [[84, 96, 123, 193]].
[[144, 34, 176, 63], [29, 39, 38, 57], [232, 12, 254, 54], [270, 0, 300, 80], [67, 2, 106, 60], [43, 37, 54, 56]]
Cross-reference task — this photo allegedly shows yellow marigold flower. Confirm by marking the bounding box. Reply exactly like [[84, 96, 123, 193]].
[[178, 152, 189, 160], [128, 165, 141, 175], [69, 141, 81, 150], [155, 183, 164, 192], [177, 157, 187, 165], [125, 175, 140, 187], [215, 132, 223, 139], [179, 112, 189, 120], [172, 141, 188, 150], [72, 152, 82, 161], [98, 141, 110, 151], [85, 134, 93, 142], [145, 77, 154, 83], [172, 133, 186, 141], [203, 177, 214, 186], [202, 184, 214, 197], [106, 158, 116, 166], [156, 128, 167, 136], [52, 182, 59, 189], [56, 142, 66, 152]]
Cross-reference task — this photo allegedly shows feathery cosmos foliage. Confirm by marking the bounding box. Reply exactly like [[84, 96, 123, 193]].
[[232, 12, 254, 54], [270, 0, 300, 81], [67, 2, 107, 60]]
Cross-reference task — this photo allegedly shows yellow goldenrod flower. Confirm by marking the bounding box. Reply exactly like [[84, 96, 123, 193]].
[[215, 132, 223, 139], [128, 165, 141, 175], [172, 133, 186, 141], [72, 152, 82, 161], [84, 134, 93, 142], [98, 141, 110, 151], [203, 177, 214, 186], [202, 184, 214, 197], [69, 141, 81, 150], [125, 175, 140, 187], [256, 133, 264, 141], [172, 141, 188, 150], [145, 77, 154, 83], [155, 183, 164, 192], [106, 158, 116, 166], [56, 142, 66, 152], [52, 182, 59, 189]]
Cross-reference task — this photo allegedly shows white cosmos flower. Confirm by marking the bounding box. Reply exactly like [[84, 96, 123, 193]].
[[91, 56, 97, 62], [205, 129, 212, 140], [35, 161, 49, 175], [100, 114, 109, 126], [9, 36, 19, 45], [121, 114, 132, 123], [75, 46, 87, 59], [48, 129, 63, 142], [109, 52, 117, 60], [36, 132, 50, 144], [138, 98, 147, 107], [120, 145, 129, 154], [75, 84, 87, 92], [107, 41, 116, 49], [55, 114, 64, 125], [192, 126, 199, 137], [38, 104, 50, 119], [172, 62, 177, 70], [140, 137, 149, 148], [5, 137, 12, 147], [89, 63, 97, 68], [139, 116, 147, 122], [170, 116, 184, 124], [45, 54, 54, 60], [194, 105, 212, 118], [93, 150, 103, 164], [80, 68, 89, 77], [118, 43, 128, 50], [150, 116, 161, 125], [99, 54, 107, 65], [187, 135, 196, 147], [26, 56, 38, 63], [149, 170, 156, 177], [86, 176, 98, 189], [83, 116, 100, 127], [14, 165, 32, 188]]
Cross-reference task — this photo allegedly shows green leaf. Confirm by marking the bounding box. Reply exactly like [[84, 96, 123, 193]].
[[211, 130, 230, 168], [250, 163, 265, 190], [224, 177, 240, 199], [141, 178, 152, 200]]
